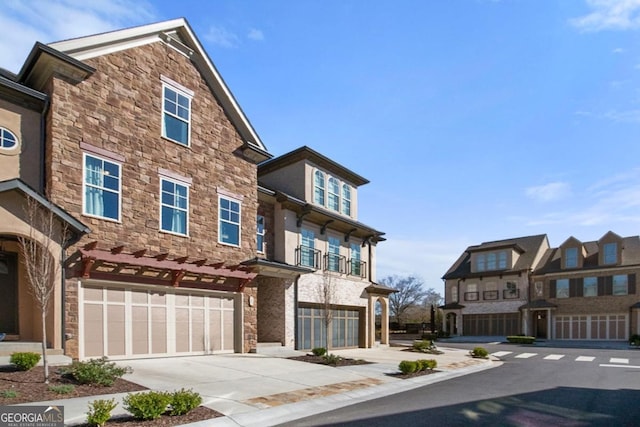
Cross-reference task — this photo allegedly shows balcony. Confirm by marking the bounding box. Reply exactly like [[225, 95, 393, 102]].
[[503, 288, 520, 299], [324, 253, 346, 273], [464, 292, 479, 301], [347, 259, 367, 278], [483, 290, 499, 300], [296, 245, 320, 269]]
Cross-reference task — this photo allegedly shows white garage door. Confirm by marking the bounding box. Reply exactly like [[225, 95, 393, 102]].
[[81, 284, 236, 359], [554, 314, 627, 340]]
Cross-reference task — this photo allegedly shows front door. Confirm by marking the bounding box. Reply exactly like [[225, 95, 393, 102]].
[[535, 311, 547, 339], [0, 252, 18, 335]]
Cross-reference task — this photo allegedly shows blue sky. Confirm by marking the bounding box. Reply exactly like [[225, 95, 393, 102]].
[[2, 0, 640, 296]]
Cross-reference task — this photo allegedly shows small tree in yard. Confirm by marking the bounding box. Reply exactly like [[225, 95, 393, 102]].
[[17, 195, 67, 383], [317, 270, 337, 352]]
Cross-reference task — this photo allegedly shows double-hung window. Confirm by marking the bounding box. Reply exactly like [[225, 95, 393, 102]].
[[327, 177, 340, 211], [83, 153, 121, 221], [314, 170, 325, 205], [487, 253, 496, 270], [350, 243, 361, 276], [498, 251, 507, 269], [556, 279, 569, 298], [603, 243, 617, 264], [219, 196, 241, 246], [301, 229, 315, 268], [342, 184, 351, 216], [583, 277, 597, 297], [257, 215, 265, 254], [613, 275, 628, 295], [160, 178, 188, 236], [327, 236, 341, 272], [476, 254, 486, 272], [162, 77, 192, 146], [565, 247, 578, 268]]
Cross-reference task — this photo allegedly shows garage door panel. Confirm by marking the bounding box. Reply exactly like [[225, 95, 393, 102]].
[[223, 311, 234, 351], [84, 304, 104, 357], [107, 305, 126, 356], [192, 309, 205, 352], [132, 306, 148, 355], [176, 307, 189, 353], [209, 309, 221, 352], [151, 307, 167, 354]]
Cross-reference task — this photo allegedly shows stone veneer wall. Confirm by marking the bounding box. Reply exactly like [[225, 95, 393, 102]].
[[257, 277, 295, 346], [44, 41, 259, 358]]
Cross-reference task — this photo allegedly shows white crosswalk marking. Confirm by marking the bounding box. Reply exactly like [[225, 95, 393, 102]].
[[609, 358, 629, 364], [544, 354, 565, 360], [576, 356, 595, 362], [491, 351, 513, 357], [515, 352, 537, 359]]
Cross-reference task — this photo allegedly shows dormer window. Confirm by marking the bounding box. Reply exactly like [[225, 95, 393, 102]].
[[327, 177, 340, 211], [476, 254, 486, 272], [498, 251, 507, 269], [342, 184, 351, 216], [487, 253, 496, 270], [312, 169, 354, 217], [603, 242, 617, 264], [565, 247, 578, 268]]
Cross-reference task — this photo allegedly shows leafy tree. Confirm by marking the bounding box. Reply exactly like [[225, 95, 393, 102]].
[[381, 275, 429, 324]]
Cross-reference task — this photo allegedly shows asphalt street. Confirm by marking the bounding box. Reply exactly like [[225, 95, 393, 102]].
[[282, 343, 640, 427]]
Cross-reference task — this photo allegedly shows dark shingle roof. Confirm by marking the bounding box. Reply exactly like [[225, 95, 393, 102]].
[[442, 234, 548, 280], [534, 235, 640, 275]]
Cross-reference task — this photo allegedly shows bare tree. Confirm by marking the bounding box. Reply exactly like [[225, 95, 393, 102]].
[[18, 195, 66, 383], [381, 275, 428, 325], [316, 270, 336, 352]]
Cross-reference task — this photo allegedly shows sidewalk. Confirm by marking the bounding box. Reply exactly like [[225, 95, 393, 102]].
[[9, 345, 495, 426]]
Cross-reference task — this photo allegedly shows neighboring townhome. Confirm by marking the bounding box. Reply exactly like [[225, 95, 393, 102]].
[[441, 234, 549, 337], [0, 69, 90, 354], [246, 146, 390, 351], [526, 231, 640, 341], [2, 18, 272, 360]]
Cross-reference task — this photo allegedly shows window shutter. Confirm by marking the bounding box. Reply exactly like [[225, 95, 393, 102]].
[[605, 276, 613, 295], [598, 277, 605, 296], [549, 280, 556, 298], [574, 277, 584, 297], [629, 274, 637, 295]]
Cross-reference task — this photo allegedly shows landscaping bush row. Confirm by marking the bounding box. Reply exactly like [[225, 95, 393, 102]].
[[398, 359, 437, 375], [87, 388, 202, 426], [506, 336, 536, 344]]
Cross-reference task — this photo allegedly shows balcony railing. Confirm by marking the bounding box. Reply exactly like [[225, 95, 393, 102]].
[[483, 290, 499, 300], [347, 259, 367, 278], [296, 245, 321, 269], [503, 289, 520, 299], [324, 253, 346, 273], [464, 292, 479, 301]]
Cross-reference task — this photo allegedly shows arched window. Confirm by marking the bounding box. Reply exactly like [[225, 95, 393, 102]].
[[0, 127, 18, 150], [314, 170, 325, 205]]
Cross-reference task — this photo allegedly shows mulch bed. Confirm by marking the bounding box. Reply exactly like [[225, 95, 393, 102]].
[[0, 365, 223, 426], [288, 354, 372, 367], [386, 369, 438, 380]]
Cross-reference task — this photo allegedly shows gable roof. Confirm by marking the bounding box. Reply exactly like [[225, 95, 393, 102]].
[[442, 234, 548, 280], [20, 18, 269, 160], [258, 146, 369, 186]]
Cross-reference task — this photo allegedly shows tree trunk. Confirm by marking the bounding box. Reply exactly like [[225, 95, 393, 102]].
[[41, 310, 49, 383]]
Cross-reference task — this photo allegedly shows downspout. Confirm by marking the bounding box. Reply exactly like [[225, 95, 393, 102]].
[[294, 274, 299, 350]]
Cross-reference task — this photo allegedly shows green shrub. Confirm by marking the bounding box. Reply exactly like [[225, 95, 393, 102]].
[[412, 340, 433, 352], [629, 334, 640, 346], [10, 352, 41, 371], [48, 384, 75, 395], [398, 360, 418, 375], [123, 391, 171, 420], [169, 388, 202, 416], [1, 390, 18, 398], [86, 398, 117, 427], [311, 347, 327, 357], [470, 347, 489, 359], [322, 353, 342, 366], [417, 359, 437, 371], [62, 357, 131, 386], [506, 336, 536, 344]]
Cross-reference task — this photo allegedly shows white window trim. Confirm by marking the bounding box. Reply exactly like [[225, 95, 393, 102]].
[[327, 176, 340, 212], [159, 176, 190, 237], [257, 215, 265, 254], [314, 170, 325, 206], [82, 152, 122, 223], [218, 195, 242, 247], [342, 183, 352, 216], [161, 77, 193, 147]]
